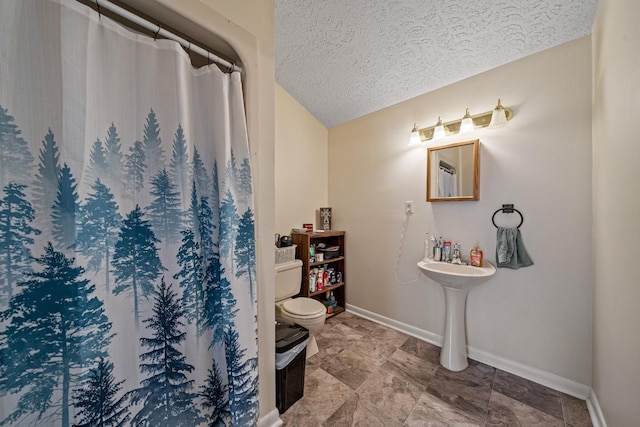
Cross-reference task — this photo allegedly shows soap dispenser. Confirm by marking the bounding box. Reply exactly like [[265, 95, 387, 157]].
[[470, 243, 483, 267]]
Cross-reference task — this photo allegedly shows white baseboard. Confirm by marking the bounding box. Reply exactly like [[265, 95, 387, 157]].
[[467, 346, 590, 399], [257, 408, 283, 427], [346, 303, 444, 347], [345, 304, 590, 400], [587, 389, 607, 427]]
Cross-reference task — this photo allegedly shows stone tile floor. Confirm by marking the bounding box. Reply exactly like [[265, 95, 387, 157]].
[[280, 311, 592, 427]]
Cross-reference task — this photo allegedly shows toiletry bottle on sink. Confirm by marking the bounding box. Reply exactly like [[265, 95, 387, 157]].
[[443, 241, 451, 262], [470, 243, 483, 267]]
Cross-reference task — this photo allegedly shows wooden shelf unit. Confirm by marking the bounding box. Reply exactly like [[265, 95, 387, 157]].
[[291, 230, 346, 318]]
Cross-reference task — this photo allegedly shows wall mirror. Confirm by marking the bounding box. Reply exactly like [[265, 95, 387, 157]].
[[427, 139, 480, 202]]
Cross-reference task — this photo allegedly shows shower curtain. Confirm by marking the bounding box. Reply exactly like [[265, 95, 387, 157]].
[[0, 1, 258, 426]]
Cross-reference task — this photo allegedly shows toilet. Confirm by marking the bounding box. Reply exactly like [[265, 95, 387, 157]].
[[275, 259, 326, 358]]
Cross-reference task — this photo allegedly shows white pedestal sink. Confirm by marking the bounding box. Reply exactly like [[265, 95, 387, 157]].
[[417, 260, 496, 371]]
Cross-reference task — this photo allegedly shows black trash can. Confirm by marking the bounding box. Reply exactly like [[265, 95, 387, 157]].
[[275, 322, 309, 414]]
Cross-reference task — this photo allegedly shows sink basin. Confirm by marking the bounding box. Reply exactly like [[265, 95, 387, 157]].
[[417, 259, 496, 371], [417, 260, 496, 289]]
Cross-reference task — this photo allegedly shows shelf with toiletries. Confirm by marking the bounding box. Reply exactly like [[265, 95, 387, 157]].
[[291, 230, 346, 319], [309, 256, 344, 268], [308, 281, 344, 298]]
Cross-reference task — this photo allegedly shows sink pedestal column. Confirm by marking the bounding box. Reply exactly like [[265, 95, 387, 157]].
[[440, 286, 470, 371]]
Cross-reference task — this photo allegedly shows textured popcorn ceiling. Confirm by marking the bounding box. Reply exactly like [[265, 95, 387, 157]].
[[275, 0, 598, 128]]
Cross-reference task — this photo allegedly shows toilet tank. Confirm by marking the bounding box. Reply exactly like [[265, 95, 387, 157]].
[[275, 259, 302, 301]]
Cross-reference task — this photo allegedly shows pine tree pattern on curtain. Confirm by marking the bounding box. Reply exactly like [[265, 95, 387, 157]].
[[0, 1, 258, 426]]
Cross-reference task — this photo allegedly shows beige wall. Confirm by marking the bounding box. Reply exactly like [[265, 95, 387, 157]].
[[122, 0, 278, 423], [592, 0, 640, 424], [328, 38, 593, 388], [275, 84, 329, 234]]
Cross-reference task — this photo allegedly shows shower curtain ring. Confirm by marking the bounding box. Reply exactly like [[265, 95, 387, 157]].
[[96, 0, 102, 18], [153, 26, 160, 41]]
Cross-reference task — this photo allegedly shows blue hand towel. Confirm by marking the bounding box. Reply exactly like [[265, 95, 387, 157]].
[[496, 227, 533, 269]]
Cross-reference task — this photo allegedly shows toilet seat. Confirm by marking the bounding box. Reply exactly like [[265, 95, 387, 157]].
[[281, 298, 325, 318]]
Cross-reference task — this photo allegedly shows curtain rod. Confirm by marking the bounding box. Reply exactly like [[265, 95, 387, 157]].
[[89, 0, 242, 73]]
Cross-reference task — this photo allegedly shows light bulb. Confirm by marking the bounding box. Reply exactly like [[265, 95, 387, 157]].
[[433, 116, 446, 140], [459, 108, 475, 134], [408, 123, 422, 146], [489, 98, 508, 128]]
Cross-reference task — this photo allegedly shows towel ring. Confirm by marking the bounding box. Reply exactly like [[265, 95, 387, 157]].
[[492, 204, 524, 228]]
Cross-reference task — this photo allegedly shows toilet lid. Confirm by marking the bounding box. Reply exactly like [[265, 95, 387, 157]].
[[282, 298, 326, 317]]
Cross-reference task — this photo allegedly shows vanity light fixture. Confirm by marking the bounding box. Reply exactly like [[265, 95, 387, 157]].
[[409, 99, 513, 144]]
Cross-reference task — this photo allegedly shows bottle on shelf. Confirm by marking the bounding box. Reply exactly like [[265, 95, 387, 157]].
[[309, 269, 317, 292]]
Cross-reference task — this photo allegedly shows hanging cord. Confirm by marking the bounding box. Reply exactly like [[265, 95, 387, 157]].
[[394, 209, 421, 285]]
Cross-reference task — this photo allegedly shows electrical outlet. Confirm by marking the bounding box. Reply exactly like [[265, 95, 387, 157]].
[[405, 200, 413, 214]]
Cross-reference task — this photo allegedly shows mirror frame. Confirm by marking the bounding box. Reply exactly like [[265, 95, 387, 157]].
[[426, 139, 480, 202]]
